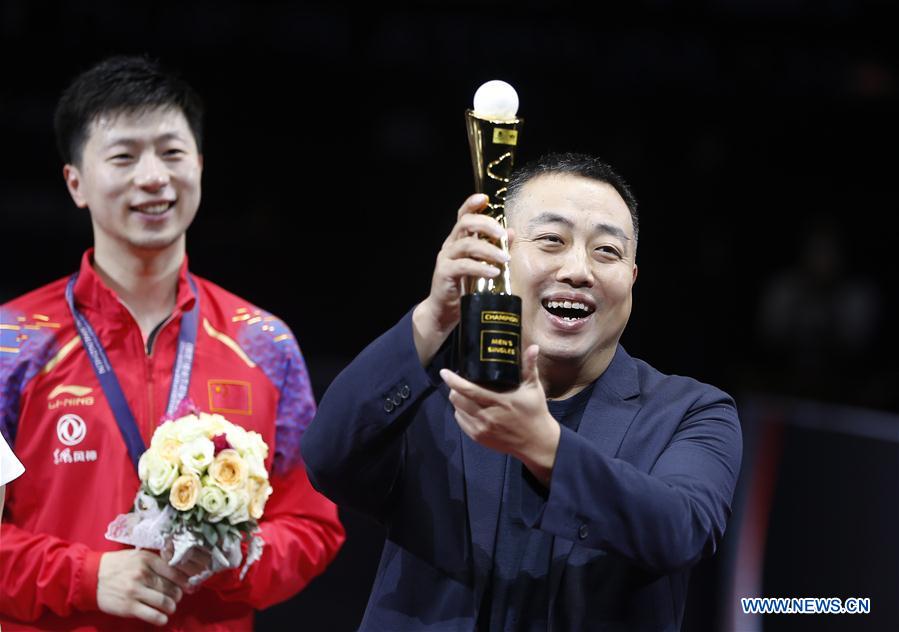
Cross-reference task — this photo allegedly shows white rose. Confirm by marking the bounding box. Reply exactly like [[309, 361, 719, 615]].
[[150, 420, 177, 447], [173, 416, 208, 444], [138, 448, 154, 481], [246, 431, 269, 460], [203, 413, 228, 436], [139, 450, 180, 495], [243, 450, 268, 480], [225, 425, 250, 452], [198, 484, 230, 522], [193, 412, 216, 437], [227, 490, 251, 525], [200, 478, 244, 522], [179, 437, 215, 475]]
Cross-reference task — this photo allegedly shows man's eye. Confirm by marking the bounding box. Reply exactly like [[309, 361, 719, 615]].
[[536, 234, 564, 245], [162, 149, 185, 158], [596, 245, 622, 258], [109, 154, 133, 162]]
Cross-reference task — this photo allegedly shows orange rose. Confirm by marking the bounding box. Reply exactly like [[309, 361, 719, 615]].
[[157, 438, 182, 465], [209, 449, 248, 491], [169, 473, 201, 511], [248, 476, 273, 520]]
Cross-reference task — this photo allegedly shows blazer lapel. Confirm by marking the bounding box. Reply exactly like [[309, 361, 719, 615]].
[[547, 345, 642, 620], [574, 345, 642, 458]]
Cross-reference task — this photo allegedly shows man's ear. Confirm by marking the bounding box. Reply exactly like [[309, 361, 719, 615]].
[[632, 263, 639, 284], [63, 164, 88, 208]]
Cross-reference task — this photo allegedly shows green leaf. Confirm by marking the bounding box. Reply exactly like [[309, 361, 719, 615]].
[[200, 522, 219, 547]]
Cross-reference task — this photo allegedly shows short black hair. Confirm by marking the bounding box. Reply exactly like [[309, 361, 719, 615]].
[[506, 152, 639, 241], [54, 55, 204, 165]]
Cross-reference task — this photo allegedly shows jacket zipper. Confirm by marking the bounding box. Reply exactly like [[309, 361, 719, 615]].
[[145, 312, 178, 429], [146, 353, 156, 435]]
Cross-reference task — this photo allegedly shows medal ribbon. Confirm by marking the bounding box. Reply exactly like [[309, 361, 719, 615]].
[[65, 273, 199, 473]]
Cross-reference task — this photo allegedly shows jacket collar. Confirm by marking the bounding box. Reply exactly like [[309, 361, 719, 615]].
[[461, 343, 642, 609], [546, 344, 643, 615], [72, 248, 197, 315], [592, 344, 641, 402]]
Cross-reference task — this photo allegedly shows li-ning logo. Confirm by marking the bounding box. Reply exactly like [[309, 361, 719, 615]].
[[47, 384, 95, 410], [56, 413, 87, 446]]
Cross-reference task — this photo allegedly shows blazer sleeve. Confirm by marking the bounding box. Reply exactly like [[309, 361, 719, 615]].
[[530, 386, 742, 574], [301, 310, 439, 522]]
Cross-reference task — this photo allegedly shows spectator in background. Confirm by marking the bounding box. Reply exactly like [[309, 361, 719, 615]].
[[757, 216, 881, 401]]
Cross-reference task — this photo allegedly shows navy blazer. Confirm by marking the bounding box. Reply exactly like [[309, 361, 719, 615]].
[[303, 311, 742, 631]]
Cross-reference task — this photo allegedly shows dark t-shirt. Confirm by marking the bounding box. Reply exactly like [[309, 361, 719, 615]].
[[479, 382, 597, 630]]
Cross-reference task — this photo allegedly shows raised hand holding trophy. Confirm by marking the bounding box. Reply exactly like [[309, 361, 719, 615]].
[[460, 81, 523, 390]]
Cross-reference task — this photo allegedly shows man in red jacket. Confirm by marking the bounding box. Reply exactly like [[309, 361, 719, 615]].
[[0, 56, 344, 630]]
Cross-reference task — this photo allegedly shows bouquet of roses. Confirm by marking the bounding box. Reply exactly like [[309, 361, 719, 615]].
[[106, 410, 272, 585]]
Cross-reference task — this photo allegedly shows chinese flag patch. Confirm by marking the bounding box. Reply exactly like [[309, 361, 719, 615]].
[[208, 380, 252, 415]]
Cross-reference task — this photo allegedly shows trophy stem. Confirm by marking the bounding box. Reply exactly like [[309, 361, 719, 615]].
[[459, 109, 524, 389]]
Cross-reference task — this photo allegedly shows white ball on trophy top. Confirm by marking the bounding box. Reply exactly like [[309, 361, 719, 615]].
[[472, 80, 519, 121]]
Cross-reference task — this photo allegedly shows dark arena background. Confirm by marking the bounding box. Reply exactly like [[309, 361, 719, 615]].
[[2, 2, 897, 631]]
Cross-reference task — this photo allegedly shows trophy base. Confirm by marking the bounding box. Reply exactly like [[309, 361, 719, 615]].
[[459, 293, 522, 391]]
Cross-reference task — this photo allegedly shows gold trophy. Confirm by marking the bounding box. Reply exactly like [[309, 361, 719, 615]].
[[460, 80, 523, 389]]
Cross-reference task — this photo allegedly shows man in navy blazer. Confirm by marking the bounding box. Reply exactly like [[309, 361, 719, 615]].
[[303, 153, 742, 631]]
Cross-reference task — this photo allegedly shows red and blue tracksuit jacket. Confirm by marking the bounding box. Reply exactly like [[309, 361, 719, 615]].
[[0, 250, 344, 630]]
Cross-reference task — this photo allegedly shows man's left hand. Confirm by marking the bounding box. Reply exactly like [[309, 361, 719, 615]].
[[161, 542, 214, 592], [440, 345, 561, 487]]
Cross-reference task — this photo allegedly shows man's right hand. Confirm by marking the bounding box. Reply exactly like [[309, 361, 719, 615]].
[[412, 194, 510, 366], [97, 549, 190, 626]]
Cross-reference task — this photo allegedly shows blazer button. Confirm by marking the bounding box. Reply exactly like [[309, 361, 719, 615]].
[[384, 399, 395, 413], [392, 395, 402, 407], [577, 524, 589, 540], [399, 384, 410, 399]]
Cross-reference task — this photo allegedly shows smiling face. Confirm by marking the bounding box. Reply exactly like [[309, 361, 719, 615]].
[[508, 173, 638, 382], [63, 106, 202, 255]]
